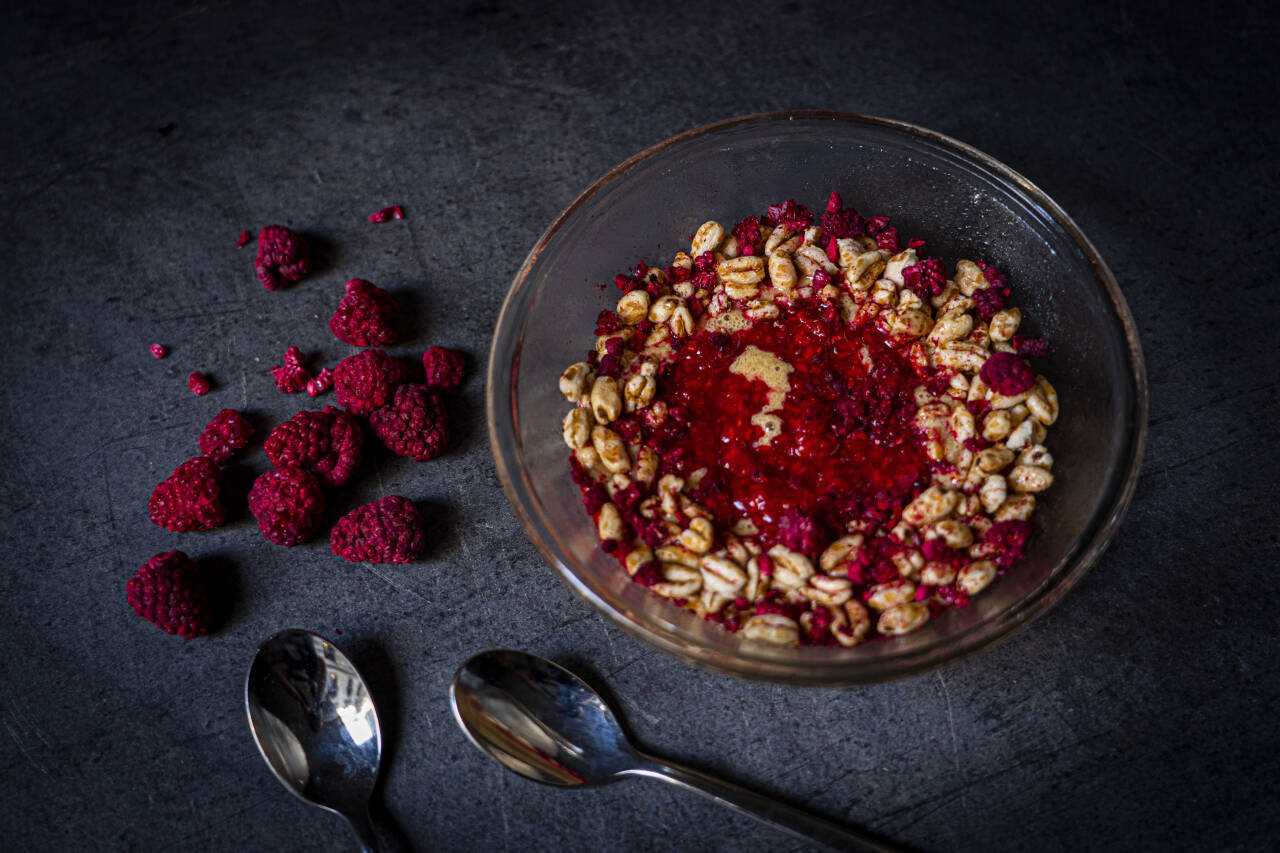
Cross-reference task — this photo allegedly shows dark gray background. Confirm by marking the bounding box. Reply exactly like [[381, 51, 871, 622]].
[[2, 1, 1276, 851]]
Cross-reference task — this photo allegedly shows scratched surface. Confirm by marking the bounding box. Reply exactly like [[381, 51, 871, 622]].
[[1, 1, 1277, 851]]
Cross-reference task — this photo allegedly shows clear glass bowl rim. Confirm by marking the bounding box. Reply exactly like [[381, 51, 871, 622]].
[[486, 110, 1148, 685]]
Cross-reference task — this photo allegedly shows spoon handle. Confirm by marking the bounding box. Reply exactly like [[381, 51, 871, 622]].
[[627, 755, 902, 852]]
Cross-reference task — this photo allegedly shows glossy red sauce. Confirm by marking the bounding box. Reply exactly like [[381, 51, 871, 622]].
[[653, 300, 931, 543]]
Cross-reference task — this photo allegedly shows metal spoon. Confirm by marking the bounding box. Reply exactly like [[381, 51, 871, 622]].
[[450, 649, 901, 852], [246, 629, 383, 853]]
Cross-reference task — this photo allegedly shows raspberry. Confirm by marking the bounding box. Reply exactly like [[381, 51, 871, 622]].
[[820, 193, 866, 239], [875, 227, 901, 253], [264, 406, 363, 487], [149, 457, 225, 532], [236, 230, 252, 248], [198, 409, 254, 464], [986, 520, 1031, 567], [248, 467, 325, 547], [731, 216, 762, 256], [369, 383, 449, 461], [973, 285, 1009, 320], [764, 199, 813, 232], [306, 368, 334, 397], [188, 371, 210, 396], [422, 346, 465, 394], [330, 496, 426, 564], [271, 346, 312, 393], [126, 550, 212, 638], [369, 205, 404, 223], [902, 257, 947, 298], [777, 507, 825, 557], [979, 351, 1036, 396], [150, 344, 166, 359], [255, 225, 311, 291], [334, 349, 407, 416], [1012, 336, 1050, 358], [329, 279, 399, 347]]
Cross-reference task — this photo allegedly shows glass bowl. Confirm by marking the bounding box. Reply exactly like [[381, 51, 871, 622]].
[[487, 112, 1146, 685]]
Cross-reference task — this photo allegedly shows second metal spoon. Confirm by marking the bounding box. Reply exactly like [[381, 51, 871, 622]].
[[450, 649, 900, 852]]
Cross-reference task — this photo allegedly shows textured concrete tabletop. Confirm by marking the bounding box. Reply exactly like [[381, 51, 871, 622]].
[[2, 1, 1277, 851]]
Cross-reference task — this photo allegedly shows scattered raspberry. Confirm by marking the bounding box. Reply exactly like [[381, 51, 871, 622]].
[[907, 238, 927, 250], [973, 285, 1009, 320], [330, 496, 426, 564], [921, 537, 951, 562], [1012, 336, 1050, 358], [369, 205, 404, 223], [777, 508, 825, 557], [977, 261, 1008, 290], [875, 227, 901, 253], [126, 550, 212, 638], [236, 230, 252, 248], [150, 344, 166, 359], [864, 215, 889, 235], [369, 383, 450, 461], [271, 346, 312, 393], [764, 199, 813, 232], [254, 225, 311, 291], [902, 257, 947, 298], [188, 371, 210, 396], [820, 192, 865, 239], [979, 351, 1036, 396], [731, 216, 762, 256], [264, 406, 363, 487], [248, 467, 325, 547], [986, 520, 1031, 567], [334, 349, 407, 416], [198, 409, 254, 464], [329, 279, 399, 347], [422, 346, 465, 395], [306, 368, 334, 397], [149, 457, 225, 532]]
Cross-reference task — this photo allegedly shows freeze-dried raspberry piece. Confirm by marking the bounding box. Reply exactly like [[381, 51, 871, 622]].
[[902, 257, 947, 298], [875, 227, 901, 254], [271, 346, 312, 393], [329, 279, 399, 347], [731, 216, 762, 256], [972, 285, 1008, 320], [150, 344, 166, 359], [777, 508, 825, 557], [306, 368, 334, 397], [979, 351, 1036, 396], [126, 550, 212, 638], [198, 409, 254, 464], [237, 230, 252, 248], [369, 205, 404, 223], [188, 371, 211, 396], [149, 457, 225, 532], [248, 467, 325, 547], [255, 225, 311, 291], [820, 192, 865, 239], [1012, 336, 1050, 358], [369, 383, 449, 461], [264, 406, 363, 487], [330, 496, 426, 564], [334, 349, 407, 416], [985, 520, 1031, 567], [764, 199, 813, 232], [422, 346, 465, 395]]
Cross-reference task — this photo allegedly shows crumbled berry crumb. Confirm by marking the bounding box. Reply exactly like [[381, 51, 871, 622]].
[[306, 368, 334, 397], [236, 230, 252, 249], [198, 409, 254, 464], [150, 344, 166, 359], [271, 346, 312, 393], [422, 346, 466, 395], [248, 467, 325, 547], [188, 371, 210, 396], [255, 225, 311, 291], [369, 383, 450, 461], [330, 279, 399, 347], [777, 508, 825, 557], [126, 550, 212, 638], [369, 205, 404, 223], [331, 496, 426, 564]]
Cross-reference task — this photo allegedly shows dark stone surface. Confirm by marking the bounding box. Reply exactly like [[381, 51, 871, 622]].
[[1, 1, 1276, 850]]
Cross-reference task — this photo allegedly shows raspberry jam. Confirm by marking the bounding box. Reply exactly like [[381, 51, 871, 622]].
[[654, 300, 931, 541]]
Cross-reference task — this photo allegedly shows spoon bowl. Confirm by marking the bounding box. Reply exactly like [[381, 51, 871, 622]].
[[450, 649, 901, 852], [246, 629, 383, 852]]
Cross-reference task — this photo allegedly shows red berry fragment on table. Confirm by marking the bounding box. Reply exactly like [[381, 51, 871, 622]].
[[150, 344, 166, 359], [126, 550, 212, 638], [198, 409, 254, 464], [188, 371, 211, 396], [149, 457, 225, 532], [306, 368, 334, 397], [248, 467, 325, 547], [264, 406, 364, 487], [329, 278, 399, 347], [330, 496, 426, 564], [368, 205, 404, 223], [422, 346, 465, 395], [334, 349, 407, 416], [369, 384, 449, 461], [271, 346, 312, 393], [237, 230, 252, 248], [255, 225, 312, 291]]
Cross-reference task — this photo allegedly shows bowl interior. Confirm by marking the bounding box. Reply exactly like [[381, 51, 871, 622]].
[[489, 113, 1145, 684]]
